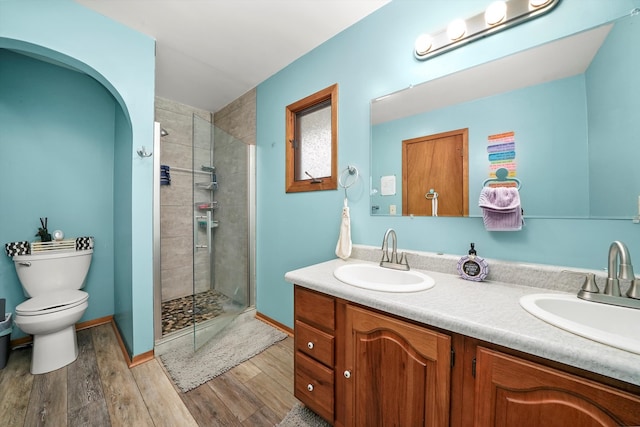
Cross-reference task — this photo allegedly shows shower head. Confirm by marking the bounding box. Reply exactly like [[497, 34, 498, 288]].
[[160, 128, 169, 137]]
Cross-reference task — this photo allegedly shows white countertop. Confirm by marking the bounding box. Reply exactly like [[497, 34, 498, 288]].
[[285, 257, 640, 387]]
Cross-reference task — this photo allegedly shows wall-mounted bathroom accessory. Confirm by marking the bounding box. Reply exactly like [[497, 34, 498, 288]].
[[196, 201, 219, 211], [338, 165, 359, 199], [414, 0, 561, 60], [380, 175, 396, 196], [457, 243, 489, 281], [482, 167, 521, 189], [425, 189, 438, 217], [196, 181, 218, 190], [137, 146, 152, 158], [196, 166, 218, 190]]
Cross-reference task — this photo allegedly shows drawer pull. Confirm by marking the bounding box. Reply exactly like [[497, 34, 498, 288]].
[[344, 370, 351, 379], [307, 383, 314, 392], [307, 341, 314, 349]]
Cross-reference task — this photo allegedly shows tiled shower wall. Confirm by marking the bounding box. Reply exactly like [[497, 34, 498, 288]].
[[155, 97, 213, 302], [155, 90, 256, 304]]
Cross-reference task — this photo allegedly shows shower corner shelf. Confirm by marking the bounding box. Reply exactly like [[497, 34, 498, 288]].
[[197, 219, 220, 229], [196, 201, 219, 211], [196, 182, 218, 190]]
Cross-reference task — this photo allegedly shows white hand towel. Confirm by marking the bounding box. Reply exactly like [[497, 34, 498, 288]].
[[335, 198, 352, 260]]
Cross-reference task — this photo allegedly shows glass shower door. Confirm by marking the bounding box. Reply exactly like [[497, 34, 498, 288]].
[[192, 114, 250, 351]]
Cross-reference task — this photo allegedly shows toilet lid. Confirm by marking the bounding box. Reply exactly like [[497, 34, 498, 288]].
[[16, 290, 88, 316]]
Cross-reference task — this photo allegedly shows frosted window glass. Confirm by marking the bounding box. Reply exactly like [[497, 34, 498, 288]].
[[295, 102, 331, 180]]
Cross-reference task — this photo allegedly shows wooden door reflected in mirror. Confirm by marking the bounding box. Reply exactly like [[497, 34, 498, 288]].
[[402, 128, 468, 216]]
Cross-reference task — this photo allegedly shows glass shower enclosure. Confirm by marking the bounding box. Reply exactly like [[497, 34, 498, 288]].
[[191, 114, 252, 350]]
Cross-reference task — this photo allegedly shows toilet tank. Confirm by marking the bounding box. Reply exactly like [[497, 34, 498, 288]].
[[13, 250, 93, 297]]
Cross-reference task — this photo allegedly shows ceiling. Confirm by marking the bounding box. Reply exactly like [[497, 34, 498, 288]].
[[75, 0, 390, 113]]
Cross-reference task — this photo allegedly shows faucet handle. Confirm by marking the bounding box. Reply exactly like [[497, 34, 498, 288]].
[[627, 278, 640, 300], [398, 252, 410, 269], [581, 273, 600, 293]]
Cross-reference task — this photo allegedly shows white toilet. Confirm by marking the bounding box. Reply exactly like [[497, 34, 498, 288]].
[[13, 249, 92, 374]]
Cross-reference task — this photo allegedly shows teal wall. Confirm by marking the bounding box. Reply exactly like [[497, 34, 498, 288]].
[[113, 103, 134, 356], [0, 0, 155, 356], [0, 50, 116, 332], [256, 0, 640, 329]]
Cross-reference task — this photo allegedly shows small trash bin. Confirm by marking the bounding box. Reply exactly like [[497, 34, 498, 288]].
[[0, 313, 12, 369]]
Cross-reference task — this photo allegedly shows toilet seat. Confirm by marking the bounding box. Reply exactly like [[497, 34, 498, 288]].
[[16, 290, 88, 316]]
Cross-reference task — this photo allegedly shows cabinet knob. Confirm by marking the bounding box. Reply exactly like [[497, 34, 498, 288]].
[[344, 370, 351, 379], [307, 384, 314, 392], [307, 341, 314, 349]]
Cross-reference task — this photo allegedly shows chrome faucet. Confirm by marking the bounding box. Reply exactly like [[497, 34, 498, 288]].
[[604, 241, 635, 297], [380, 228, 409, 271], [577, 240, 640, 309]]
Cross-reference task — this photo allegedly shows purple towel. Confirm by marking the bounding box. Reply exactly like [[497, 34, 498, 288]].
[[478, 187, 523, 231]]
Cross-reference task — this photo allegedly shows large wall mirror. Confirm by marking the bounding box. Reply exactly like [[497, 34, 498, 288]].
[[371, 12, 639, 219]]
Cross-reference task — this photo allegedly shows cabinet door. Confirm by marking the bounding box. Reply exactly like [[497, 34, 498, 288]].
[[344, 305, 451, 427], [474, 346, 640, 427]]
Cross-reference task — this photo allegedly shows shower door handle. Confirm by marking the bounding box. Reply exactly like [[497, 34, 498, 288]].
[[206, 210, 212, 255], [195, 215, 208, 249]]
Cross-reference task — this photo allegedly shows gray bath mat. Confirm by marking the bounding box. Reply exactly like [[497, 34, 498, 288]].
[[160, 315, 287, 392], [277, 403, 331, 427]]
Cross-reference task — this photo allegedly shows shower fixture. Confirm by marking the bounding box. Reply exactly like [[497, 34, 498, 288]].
[[160, 128, 169, 137]]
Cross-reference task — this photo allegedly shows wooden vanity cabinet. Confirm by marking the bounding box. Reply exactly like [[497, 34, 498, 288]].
[[294, 286, 451, 426], [294, 287, 336, 423], [294, 286, 640, 426], [472, 346, 640, 427], [342, 304, 452, 427]]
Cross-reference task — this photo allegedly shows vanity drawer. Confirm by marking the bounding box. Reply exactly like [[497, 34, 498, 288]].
[[295, 286, 335, 331], [295, 351, 334, 422], [295, 320, 334, 367]]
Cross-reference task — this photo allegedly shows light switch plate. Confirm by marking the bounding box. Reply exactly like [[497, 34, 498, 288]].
[[390, 205, 397, 215]]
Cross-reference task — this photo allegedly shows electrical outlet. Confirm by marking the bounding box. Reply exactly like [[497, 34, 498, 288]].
[[389, 204, 397, 215]]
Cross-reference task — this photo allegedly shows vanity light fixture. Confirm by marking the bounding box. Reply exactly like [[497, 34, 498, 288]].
[[485, 1, 508, 26], [447, 19, 467, 41], [529, 0, 553, 8], [414, 0, 561, 60], [414, 33, 433, 56]]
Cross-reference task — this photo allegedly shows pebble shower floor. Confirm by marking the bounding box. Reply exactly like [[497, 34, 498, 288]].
[[161, 289, 229, 335]]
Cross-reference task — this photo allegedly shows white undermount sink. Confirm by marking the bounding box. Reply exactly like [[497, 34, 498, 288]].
[[520, 293, 640, 355], [333, 263, 435, 293]]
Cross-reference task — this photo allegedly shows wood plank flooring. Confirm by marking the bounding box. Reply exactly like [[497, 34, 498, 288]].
[[0, 323, 298, 426]]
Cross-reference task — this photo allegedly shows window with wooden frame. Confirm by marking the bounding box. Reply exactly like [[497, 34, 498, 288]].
[[286, 83, 338, 193]]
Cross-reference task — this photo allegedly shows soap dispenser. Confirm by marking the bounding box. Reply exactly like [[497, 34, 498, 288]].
[[457, 243, 489, 282]]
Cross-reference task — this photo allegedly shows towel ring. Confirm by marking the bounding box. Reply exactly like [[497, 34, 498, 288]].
[[482, 167, 521, 189], [339, 165, 359, 198]]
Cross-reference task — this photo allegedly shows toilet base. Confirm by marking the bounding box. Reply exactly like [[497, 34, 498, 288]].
[[31, 325, 78, 374]]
